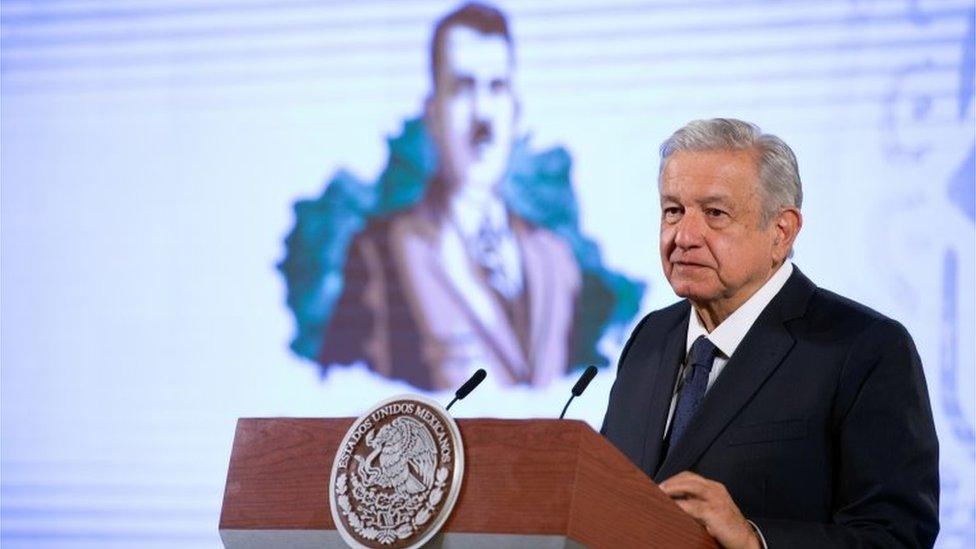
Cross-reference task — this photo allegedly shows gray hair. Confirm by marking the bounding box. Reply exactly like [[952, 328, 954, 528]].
[[659, 118, 802, 224]]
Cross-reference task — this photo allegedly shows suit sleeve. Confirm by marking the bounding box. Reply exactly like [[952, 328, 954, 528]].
[[753, 318, 940, 548]]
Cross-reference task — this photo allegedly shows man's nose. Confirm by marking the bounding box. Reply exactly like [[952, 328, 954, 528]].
[[470, 85, 489, 120], [673, 210, 705, 249]]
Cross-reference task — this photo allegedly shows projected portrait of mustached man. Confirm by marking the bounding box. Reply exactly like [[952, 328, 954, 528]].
[[318, 3, 582, 390]]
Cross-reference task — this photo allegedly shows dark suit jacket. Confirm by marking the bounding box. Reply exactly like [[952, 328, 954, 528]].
[[602, 267, 939, 548]]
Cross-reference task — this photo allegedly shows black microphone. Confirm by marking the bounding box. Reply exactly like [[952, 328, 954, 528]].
[[446, 368, 487, 411], [560, 366, 598, 419]]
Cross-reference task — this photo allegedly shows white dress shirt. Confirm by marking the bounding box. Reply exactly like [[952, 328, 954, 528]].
[[449, 193, 524, 299], [664, 260, 794, 434]]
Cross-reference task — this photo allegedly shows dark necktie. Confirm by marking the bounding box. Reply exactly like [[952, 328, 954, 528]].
[[666, 336, 718, 454]]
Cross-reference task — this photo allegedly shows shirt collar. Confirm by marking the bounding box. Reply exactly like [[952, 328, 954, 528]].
[[686, 260, 794, 358], [449, 191, 508, 241]]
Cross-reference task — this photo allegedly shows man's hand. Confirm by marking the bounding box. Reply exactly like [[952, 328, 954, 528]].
[[659, 471, 761, 549]]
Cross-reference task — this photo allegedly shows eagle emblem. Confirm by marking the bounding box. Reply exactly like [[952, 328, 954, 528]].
[[355, 416, 437, 496], [330, 395, 464, 549]]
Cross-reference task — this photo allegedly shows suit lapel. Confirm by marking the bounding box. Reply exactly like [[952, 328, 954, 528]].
[[640, 314, 689, 475], [515, 219, 549, 367], [654, 269, 813, 482], [406, 207, 530, 380]]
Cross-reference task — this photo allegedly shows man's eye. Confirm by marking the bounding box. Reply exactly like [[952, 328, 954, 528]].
[[490, 79, 510, 93], [663, 207, 682, 219], [452, 77, 475, 94], [705, 208, 727, 218]]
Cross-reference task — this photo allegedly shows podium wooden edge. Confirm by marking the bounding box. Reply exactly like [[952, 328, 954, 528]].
[[219, 417, 717, 548]]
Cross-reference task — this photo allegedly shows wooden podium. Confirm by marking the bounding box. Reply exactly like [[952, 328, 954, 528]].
[[219, 418, 717, 548]]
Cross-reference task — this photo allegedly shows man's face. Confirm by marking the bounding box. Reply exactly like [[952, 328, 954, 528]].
[[659, 149, 789, 316], [428, 26, 516, 199]]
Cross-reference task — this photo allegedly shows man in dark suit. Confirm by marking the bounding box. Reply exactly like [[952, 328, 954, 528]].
[[602, 118, 939, 548]]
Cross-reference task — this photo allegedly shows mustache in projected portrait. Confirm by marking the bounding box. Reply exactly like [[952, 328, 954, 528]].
[[279, 2, 644, 391]]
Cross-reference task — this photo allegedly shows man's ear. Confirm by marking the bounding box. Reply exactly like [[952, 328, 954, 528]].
[[773, 207, 803, 260]]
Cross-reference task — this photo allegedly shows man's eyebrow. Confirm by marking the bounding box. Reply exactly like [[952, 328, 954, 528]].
[[660, 193, 732, 204]]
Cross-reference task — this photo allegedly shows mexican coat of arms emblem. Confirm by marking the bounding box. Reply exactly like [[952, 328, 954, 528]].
[[329, 395, 464, 549]]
